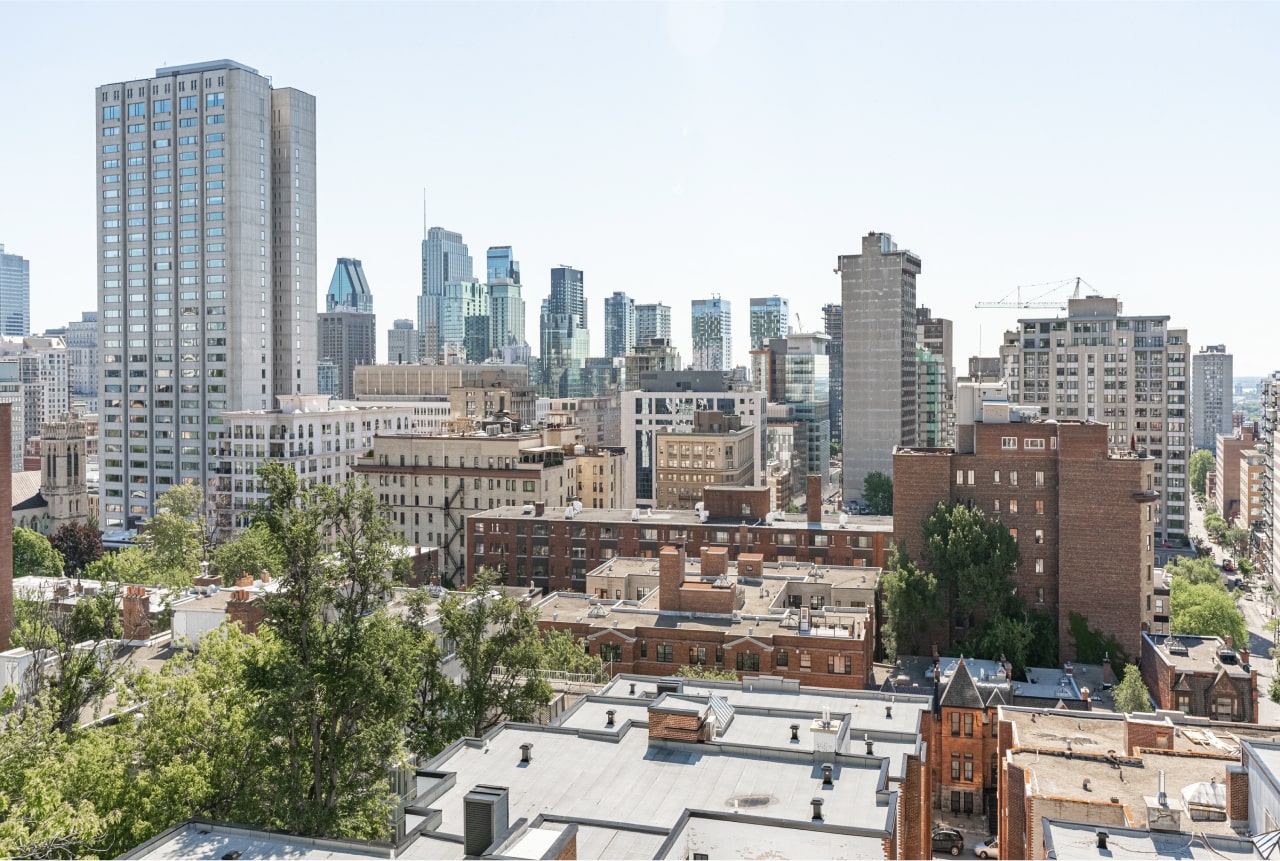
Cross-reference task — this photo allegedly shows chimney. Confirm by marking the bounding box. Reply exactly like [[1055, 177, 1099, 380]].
[[122, 585, 152, 641], [235, 573, 254, 588], [1225, 634, 1234, 651], [227, 589, 264, 635], [865, 734, 874, 755], [1102, 653, 1114, 687], [811, 798, 824, 821], [260, 571, 271, 584], [629, 681, 636, 696], [606, 710, 616, 727], [1241, 646, 1251, 667], [702, 546, 728, 579], [520, 743, 533, 764], [790, 723, 800, 742], [1097, 832, 1108, 850], [658, 544, 686, 611], [806, 475, 823, 525], [1064, 662, 1074, 676], [534, 500, 546, 517]]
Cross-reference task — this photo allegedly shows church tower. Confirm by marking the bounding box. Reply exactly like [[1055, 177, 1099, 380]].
[[40, 412, 89, 533]]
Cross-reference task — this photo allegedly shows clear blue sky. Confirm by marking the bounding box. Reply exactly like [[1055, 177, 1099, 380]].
[[2, 2, 1276, 374]]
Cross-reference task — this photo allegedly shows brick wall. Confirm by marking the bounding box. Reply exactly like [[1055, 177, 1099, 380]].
[[702, 546, 728, 578], [897, 748, 931, 860], [1002, 761, 1027, 861], [1123, 716, 1174, 755], [659, 545, 686, 611], [1227, 764, 1248, 823], [226, 590, 265, 634], [647, 710, 700, 741], [122, 585, 151, 641], [1139, 637, 1175, 711], [937, 706, 1000, 804]]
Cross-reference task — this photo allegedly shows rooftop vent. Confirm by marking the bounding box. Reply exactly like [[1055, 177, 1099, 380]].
[[520, 743, 532, 764], [1097, 832, 1108, 850], [463, 785, 510, 857], [822, 763, 834, 787], [811, 797, 824, 821], [790, 723, 800, 743], [606, 709, 616, 727]]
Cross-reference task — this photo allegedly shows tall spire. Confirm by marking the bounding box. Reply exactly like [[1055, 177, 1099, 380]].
[[422, 188, 427, 241]]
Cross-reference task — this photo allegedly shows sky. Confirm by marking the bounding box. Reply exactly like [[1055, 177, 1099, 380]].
[[1, 1, 1277, 375]]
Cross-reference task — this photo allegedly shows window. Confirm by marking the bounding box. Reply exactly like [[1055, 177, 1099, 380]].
[[799, 651, 811, 670], [776, 650, 788, 667], [179, 95, 197, 111], [966, 470, 975, 486], [951, 713, 961, 736], [993, 470, 1001, 484], [993, 499, 1001, 513], [1008, 499, 1018, 514], [206, 92, 225, 108], [737, 652, 760, 672], [1035, 529, 1044, 544], [963, 713, 974, 737], [964, 758, 974, 781], [1010, 528, 1018, 543], [1035, 499, 1045, 515], [688, 647, 706, 666], [1001, 436, 1017, 449], [1035, 558, 1045, 574], [1025, 438, 1046, 450], [656, 644, 673, 663], [951, 755, 961, 780], [600, 643, 622, 663], [827, 655, 850, 675], [1009, 470, 1019, 486]]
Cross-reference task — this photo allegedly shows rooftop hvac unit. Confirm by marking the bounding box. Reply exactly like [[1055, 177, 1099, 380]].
[[463, 785, 509, 857]]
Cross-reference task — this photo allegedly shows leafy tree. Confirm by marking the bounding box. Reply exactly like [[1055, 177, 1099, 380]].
[[1068, 612, 1129, 665], [863, 471, 894, 516], [1189, 449, 1214, 496], [1170, 578, 1248, 645], [676, 664, 739, 681], [9, 585, 125, 733], [49, 521, 104, 575], [829, 442, 842, 457], [880, 544, 942, 660], [1204, 512, 1229, 543], [1112, 663, 1153, 713], [211, 522, 284, 586], [1270, 671, 1280, 706], [540, 628, 604, 678], [138, 485, 207, 588], [1166, 555, 1226, 586], [1224, 528, 1251, 559], [922, 502, 1020, 617], [248, 463, 422, 840], [12, 527, 64, 579], [409, 570, 551, 756], [83, 546, 153, 585]]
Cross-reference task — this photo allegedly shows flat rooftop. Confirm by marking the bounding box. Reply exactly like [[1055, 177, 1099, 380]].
[[1041, 819, 1259, 860], [475, 504, 894, 532], [1145, 633, 1252, 678], [123, 819, 388, 860]]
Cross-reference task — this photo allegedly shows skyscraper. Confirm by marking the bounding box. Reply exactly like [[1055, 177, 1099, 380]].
[[326, 257, 373, 314], [96, 60, 316, 529], [539, 266, 589, 397], [387, 319, 418, 365], [1192, 345, 1233, 451], [418, 227, 472, 361], [839, 232, 919, 501], [822, 303, 843, 445], [486, 246, 520, 284], [916, 306, 955, 448], [636, 303, 671, 346], [604, 291, 636, 359], [691, 297, 732, 372], [319, 311, 376, 400], [0, 245, 30, 337], [749, 296, 789, 351], [489, 280, 526, 356]]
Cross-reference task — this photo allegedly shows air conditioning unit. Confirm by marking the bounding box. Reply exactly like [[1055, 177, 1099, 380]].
[[463, 785, 509, 857]]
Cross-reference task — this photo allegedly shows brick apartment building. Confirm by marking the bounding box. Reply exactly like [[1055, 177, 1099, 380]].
[[468, 476, 892, 594], [1140, 632, 1259, 723], [534, 542, 877, 689], [893, 383, 1157, 660]]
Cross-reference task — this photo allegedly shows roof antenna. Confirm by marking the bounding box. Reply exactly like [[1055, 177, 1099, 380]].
[[422, 188, 427, 241]]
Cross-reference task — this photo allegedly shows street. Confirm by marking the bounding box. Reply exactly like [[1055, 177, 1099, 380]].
[[1186, 497, 1280, 724]]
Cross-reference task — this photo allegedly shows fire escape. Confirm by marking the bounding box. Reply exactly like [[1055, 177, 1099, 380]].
[[441, 481, 466, 588]]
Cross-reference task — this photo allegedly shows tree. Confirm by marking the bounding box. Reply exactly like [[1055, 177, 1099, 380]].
[[49, 521, 103, 575], [1204, 512, 1229, 543], [1224, 528, 1251, 559], [1068, 612, 1129, 665], [922, 502, 1020, 617], [676, 664, 739, 681], [83, 546, 153, 585], [1190, 450, 1215, 496], [1112, 663, 1153, 713], [863, 471, 894, 516], [410, 570, 551, 755], [211, 522, 284, 586], [1170, 578, 1248, 646], [137, 485, 207, 588], [1270, 671, 1280, 706], [12, 527, 64, 579], [247, 463, 423, 840], [1166, 555, 1225, 586], [540, 628, 605, 678], [880, 545, 942, 660]]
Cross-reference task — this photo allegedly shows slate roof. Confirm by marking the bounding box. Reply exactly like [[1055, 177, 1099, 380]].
[[11, 470, 45, 511], [939, 658, 985, 709]]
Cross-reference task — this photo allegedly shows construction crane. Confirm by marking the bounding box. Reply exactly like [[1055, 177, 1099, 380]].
[[794, 312, 804, 332], [975, 277, 1091, 310]]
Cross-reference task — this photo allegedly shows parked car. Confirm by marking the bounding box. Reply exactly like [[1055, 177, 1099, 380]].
[[1224, 558, 1236, 572], [932, 826, 965, 856], [975, 836, 999, 859]]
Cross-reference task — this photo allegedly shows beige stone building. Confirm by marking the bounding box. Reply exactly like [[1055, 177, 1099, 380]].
[[573, 446, 626, 510], [654, 411, 755, 510], [353, 420, 585, 586]]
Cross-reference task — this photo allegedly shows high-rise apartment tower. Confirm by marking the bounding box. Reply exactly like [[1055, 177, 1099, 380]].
[[749, 296, 789, 351], [96, 60, 316, 529], [1192, 345, 1233, 451], [604, 291, 636, 359], [691, 297, 732, 372], [0, 245, 30, 337]]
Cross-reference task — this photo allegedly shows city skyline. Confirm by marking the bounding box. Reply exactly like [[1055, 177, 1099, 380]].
[[0, 3, 1277, 373]]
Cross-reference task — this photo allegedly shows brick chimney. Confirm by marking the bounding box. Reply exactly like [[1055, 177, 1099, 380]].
[[235, 574, 254, 588], [534, 500, 546, 517], [122, 585, 152, 641], [226, 589, 264, 634], [702, 546, 728, 579], [1227, 765, 1249, 825], [807, 475, 823, 525], [1102, 653, 1114, 687], [658, 544, 686, 611]]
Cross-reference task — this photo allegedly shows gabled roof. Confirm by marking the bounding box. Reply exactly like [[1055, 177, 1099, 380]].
[[11, 470, 44, 511], [940, 658, 985, 710], [986, 687, 1008, 708]]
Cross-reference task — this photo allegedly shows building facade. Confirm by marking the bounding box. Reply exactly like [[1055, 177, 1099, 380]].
[[893, 382, 1157, 660], [1264, 373, 1280, 583], [1192, 345, 1233, 451], [840, 232, 920, 502], [485, 245, 520, 285], [63, 312, 100, 413], [318, 311, 376, 401], [539, 266, 589, 398], [603, 291, 636, 359], [751, 332, 831, 500], [1139, 632, 1258, 723], [0, 244, 30, 337], [543, 395, 621, 447], [488, 279, 525, 359], [691, 297, 732, 372], [325, 257, 372, 314], [748, 295, 789, 351], [39, 413, 91, 533], [96, 60, 317, 529], [386, 319, 418, 365], [823, 303, 843, 446], [916, 307, 954, 448], [634, 302, 671, 347], [1213, 425, 1260, 523], [418, 227, 472, 361], [653, 411, 755, 509], [999, 296, 1190, 547]]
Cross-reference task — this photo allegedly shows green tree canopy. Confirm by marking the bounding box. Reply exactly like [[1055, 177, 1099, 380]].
[[863, 471, 893, 516], [1166, 555, 1225, 586], [13, 527, 64, 579], [49, 521, 104, 575], [1112, 663, 1153, 713], [880, 544, 942, 661], [1190, 450, 1215, 496], [540, 628, 605, 678], [1170, 578, 1248, 646], [676, 664, 739, 681], [211, 522, 284, 586], [922, 502, 1020, 616], [137, 485, 206, 588]]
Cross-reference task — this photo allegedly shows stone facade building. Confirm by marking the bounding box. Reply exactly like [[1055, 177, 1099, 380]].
[[653, 411, 755, 510]]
